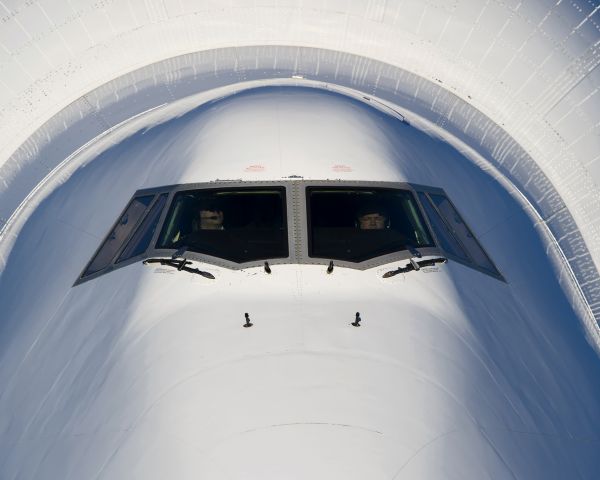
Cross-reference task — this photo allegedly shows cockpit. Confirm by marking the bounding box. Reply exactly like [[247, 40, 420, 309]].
[[76, 181, 502, 284]]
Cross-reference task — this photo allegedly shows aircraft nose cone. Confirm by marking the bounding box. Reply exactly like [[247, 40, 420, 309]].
[[92, 348, 467, 479]]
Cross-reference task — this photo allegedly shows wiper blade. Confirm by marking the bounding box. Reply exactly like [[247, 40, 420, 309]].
[[383, 257, 447, 278], [143, 257, 215, 279]]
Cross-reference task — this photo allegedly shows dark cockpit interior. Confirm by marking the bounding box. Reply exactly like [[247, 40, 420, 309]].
[[307, 187, 433, 262], [156, 188, 288, 263]]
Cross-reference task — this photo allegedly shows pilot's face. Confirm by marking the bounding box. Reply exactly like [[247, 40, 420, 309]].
[[359, 212, 387, 230], [199, 209, 224, 230]]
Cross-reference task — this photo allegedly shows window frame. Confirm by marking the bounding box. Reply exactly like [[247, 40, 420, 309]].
[[154, 184, 291, 264], [74, 180, 504, 285], [411, 184, 504, 281], [146, 181, 298, 270], [116, 192, 170, 264], [75, 185, 173, 285], [303, 183, 438, 266]]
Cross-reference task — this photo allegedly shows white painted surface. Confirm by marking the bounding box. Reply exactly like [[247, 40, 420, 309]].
[[0, 89, 598, 478], [0, 1, 599, 341], [1, 0, 600, 477]]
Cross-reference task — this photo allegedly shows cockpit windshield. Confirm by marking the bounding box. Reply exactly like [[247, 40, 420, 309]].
[[307, 187, 433, 262], [156, 187, 288, 263], [75, 181, 503, 286]]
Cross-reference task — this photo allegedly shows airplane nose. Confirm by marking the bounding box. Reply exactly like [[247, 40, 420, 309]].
[[93, 347, 467, 479]]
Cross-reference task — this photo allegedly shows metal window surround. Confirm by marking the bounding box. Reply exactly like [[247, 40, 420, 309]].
[[74, 180, 504, 285]]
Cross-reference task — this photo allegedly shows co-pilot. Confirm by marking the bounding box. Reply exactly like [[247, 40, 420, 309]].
[[357, 205, 389, 230], [194, 204, 224, 230]]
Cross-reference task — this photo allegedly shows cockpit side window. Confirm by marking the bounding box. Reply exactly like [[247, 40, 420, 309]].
[[427, 193, 498, 274], [156, 187, 288, 263], [307, 187, 434, 262], [417, 192, 470, 261], [82, 194, 154, 277], [117, 193, 169, 263], [415, 189, 501, 278]]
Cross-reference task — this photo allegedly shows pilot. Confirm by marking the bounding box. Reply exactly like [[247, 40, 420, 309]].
[[193, 202, 224, 230], [171, 201, 224, 244], [357, 204, 389, 230]]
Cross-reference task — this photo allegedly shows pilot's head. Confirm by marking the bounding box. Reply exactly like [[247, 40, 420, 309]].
[[197, 201, 224, 230], [357, 204, 388, 230]]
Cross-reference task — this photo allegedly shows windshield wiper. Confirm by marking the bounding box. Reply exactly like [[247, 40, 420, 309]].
[[405, 243, 422, 258], [143, 258, 216, 279], [143, 248, 215, 280], [382, 257, 447, 278]]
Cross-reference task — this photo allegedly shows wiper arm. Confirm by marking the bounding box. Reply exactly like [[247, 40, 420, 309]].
[[172, 245, 188, 260], [383, 257, 447, 278], [143, 257, 216, 279], [405, 243, 422, 258]]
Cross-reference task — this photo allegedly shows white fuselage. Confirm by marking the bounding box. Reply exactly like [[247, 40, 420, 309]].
[[0, 88, 599, 479]]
